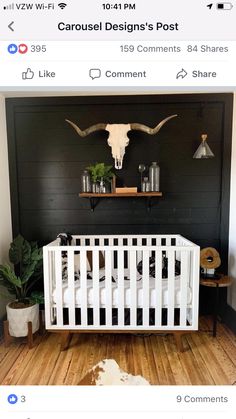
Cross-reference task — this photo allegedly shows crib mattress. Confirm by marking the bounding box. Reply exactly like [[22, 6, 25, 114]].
[[52, 273, 192, 308]]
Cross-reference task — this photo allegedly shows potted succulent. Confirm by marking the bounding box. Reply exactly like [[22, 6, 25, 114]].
[[0, 235, 43, 337], [86, 162, 114, 193]]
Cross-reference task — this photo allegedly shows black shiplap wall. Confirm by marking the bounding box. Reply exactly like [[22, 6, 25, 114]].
[[6, 94, 233, 269]]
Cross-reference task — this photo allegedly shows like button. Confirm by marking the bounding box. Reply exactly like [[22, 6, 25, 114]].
[[22, 68, 34, 80]]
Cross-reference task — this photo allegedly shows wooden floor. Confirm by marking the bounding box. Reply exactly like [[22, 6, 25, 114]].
[[0, 317, 236, 385]]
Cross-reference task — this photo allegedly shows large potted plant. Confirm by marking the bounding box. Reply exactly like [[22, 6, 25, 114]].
[[86, 162, 114, 193], [0, 235, 43, 337]]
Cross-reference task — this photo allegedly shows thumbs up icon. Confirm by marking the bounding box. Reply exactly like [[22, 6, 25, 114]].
[[22, 68, 34, 80]]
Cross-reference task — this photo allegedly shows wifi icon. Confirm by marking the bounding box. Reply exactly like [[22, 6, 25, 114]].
[[58, 2, 67, 9]]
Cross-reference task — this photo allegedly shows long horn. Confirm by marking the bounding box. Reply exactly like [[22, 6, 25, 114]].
[[66, 119, 107, 137], [130, 114, 177, 135]]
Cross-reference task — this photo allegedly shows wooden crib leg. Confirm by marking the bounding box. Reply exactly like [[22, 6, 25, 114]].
[[27, 321, 34, 349], [39, 310, 44, 336], [60, 332, 72, 351], [174, 332, 184, 352]]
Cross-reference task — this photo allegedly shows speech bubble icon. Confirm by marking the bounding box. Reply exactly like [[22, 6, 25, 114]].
[[89, 68, 101, 80]]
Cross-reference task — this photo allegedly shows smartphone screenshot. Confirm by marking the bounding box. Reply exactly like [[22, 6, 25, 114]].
[[0, 0, 236, 418]]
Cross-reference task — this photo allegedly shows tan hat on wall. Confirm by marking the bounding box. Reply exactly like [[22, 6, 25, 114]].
[[200, 247, 221, 270]]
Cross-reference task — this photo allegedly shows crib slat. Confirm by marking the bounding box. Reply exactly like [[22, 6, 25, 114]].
[[67, 250, 76, 326], [80, 237, 86, 246], [146, 237, 152, 248], [155, 235, 161, 246], [109, 238, 114, 270], [142, 250, 150, 326], [80, 250, 88, 326], [137, 237, 142, 267], [51, 251, 57, 324], [89, 238, 95, 272], [117, 249, 124, 326], [180, 251, 188, 326], [165, 237, 171, 246], [130, 250, 137, 327], [191, 247, 200, 329], [43, 247, 52, 328], [55, 250, 63, 327], [105, 250, 112, 327], [127, 238, 132, 272], [167, 250, 175, 327], [92, 250, 100, 327], [155, 250, 163, 326]]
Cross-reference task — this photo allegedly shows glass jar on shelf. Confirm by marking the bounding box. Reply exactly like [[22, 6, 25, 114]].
[[81, 170, 91, 193], [141, 177, 151, 192], [99, 177, 106, 193], [91, 182, 100, 193], [149, 162, 160, 191]]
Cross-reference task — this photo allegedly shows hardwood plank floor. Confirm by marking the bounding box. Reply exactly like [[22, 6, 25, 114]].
[[0, 317, 236, 385]]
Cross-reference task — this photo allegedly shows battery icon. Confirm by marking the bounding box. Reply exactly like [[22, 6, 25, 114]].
[[217, 3, 233, 9]]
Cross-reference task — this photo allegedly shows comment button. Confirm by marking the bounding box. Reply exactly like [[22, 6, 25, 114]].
[[89, 68, 101, 80]]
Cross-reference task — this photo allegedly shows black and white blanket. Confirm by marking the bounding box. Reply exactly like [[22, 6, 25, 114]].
[[61, 254, 181, 283]]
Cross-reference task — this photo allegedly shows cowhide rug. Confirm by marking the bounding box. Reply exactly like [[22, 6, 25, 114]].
[[78, 359, 150, 385]]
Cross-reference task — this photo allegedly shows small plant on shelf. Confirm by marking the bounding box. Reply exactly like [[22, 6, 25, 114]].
[[86, 162, 114, 183], [86, 162, 114, 193]]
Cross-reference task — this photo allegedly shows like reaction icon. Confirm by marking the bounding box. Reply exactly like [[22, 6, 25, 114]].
[[8, 394, 18, 404], [8, 44, 18, 54], [22, 68, 34, 80]]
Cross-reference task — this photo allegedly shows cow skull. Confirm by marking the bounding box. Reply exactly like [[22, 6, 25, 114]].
[[66, 114, 177, 169], [105, 124, 131, 170]]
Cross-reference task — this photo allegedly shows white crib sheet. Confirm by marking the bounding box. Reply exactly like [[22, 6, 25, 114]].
[[52, 270, 192, 308]]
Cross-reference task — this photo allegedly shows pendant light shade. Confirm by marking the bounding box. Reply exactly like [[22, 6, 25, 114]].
[[193, 134, 214, 159]]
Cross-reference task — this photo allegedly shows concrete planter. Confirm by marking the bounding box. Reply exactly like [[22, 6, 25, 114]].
[[6, 302, 39, 337]]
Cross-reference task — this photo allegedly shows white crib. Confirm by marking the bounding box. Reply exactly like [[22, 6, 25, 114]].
[[43, 234, 200, 350]]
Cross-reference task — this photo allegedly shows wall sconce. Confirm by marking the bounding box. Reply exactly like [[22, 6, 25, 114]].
[[193, 134, 214, 159]]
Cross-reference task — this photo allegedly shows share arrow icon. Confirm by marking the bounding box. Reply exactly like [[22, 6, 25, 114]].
[[207, 3, 213, 9], [176, 69, 188, 79]]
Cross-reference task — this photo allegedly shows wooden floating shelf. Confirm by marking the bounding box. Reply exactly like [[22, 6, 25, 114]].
[[79, 192, 162, 198], [79, 192, 163, 211]]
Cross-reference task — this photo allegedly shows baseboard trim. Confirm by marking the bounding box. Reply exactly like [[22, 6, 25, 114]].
[[222, 303, 236, 334], [0, 315, 7, 339]]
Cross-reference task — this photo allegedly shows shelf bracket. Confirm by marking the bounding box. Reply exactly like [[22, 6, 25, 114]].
[[146, 196, 152, 212], [89, 197, 99, 212]]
